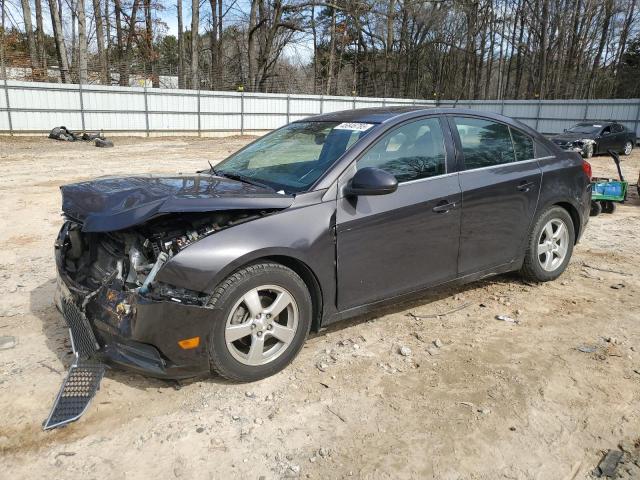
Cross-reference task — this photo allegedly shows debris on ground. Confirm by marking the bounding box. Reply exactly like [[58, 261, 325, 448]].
[[0, 336, 16, 350], [594, 449, 624, 477], [577, 345, 598, 353], [399, 345, 412, 357], [495, 315, 519, 324], [406, 302, 472, 320], [48, 126, 114, 147]]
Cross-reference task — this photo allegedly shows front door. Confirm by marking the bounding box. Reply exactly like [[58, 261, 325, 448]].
[[449, 116, 542, 275], [336, 116, 461, 310]]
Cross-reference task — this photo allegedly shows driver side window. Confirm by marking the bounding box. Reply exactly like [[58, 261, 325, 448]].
[[357, 117, 447, 183]]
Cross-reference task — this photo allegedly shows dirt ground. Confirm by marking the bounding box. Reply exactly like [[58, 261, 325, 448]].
[[1, 135, 640, 480]]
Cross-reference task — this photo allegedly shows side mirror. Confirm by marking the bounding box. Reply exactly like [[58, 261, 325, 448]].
[[345, 167, 398, 196]]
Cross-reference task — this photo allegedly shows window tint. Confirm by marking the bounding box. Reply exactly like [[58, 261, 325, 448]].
[[613, 124, 624, 133], [357, 117, 446, 182], [601, 126, 611, 135], [510, 128, 535, 161], [454, 117, 515, 169]]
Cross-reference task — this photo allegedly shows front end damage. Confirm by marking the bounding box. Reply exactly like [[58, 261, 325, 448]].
[[47, 208, 271, 429], [552, 137, 596, 158]]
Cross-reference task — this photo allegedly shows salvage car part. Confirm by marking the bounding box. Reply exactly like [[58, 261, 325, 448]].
[[43, 297, 105, 430], [52, 107, 591, 387]]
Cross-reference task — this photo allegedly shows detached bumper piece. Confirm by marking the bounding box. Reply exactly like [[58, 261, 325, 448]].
[[42, 359, 105, 430], [43, 298, 105, 430]]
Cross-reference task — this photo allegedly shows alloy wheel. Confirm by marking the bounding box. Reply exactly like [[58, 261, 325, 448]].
[[224, 285, 299, 366], [624, 141, 633, 155], [537, 218, 569, 272]]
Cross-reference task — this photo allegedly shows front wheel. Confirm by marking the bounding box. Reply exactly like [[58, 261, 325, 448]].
[[582, 144, 594, 158], [520, 207, 575, 282], [623, 141, 633, 156], [207, 262, 312, 382]]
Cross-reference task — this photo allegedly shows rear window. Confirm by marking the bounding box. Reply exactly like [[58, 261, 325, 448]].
[[454, 117, 515, 169], [510, 128, 534, 161]]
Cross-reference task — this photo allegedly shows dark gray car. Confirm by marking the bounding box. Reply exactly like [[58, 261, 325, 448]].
[[550, 121, 636, 158], [55, 107, 592, 383]]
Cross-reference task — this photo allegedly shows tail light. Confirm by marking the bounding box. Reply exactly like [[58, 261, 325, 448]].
[[582, 159, 592, 179]]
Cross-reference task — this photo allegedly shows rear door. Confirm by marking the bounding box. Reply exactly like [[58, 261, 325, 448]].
[[335, 116, 461, 310], [449, 116, 542, 276]]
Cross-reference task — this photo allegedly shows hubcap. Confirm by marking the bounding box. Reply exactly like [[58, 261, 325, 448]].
[[224, 285, 298, 366], [624, 142, 632, 155], [537, 218, 569, 272]]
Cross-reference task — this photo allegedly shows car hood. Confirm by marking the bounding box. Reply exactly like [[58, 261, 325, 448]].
[[551, 133, 597, 143], [61, 174, 294, 232]]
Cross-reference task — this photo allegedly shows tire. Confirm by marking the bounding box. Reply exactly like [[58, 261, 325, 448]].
[[601, 201, 616, 214], [95, 138, 114, 148], [520, 206, 575, 282], [590, 201, 602, 217], [583, 144, 594, 159], [623, 141, 633, 156], [207, 262, 312, 382]]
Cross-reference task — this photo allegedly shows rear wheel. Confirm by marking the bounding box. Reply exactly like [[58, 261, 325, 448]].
[[623, 141, 633, 156], [207, 262, 312, 382], [521, 207, 575, 282]]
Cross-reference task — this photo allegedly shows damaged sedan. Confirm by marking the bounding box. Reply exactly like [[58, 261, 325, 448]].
[[550, 121, 635, 158], [50, 107, 592, 428]]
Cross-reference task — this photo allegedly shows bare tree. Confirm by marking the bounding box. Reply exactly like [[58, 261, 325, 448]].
[[190, 0, 199, 88], [48, 0, 71, 82], [77, 0, 88, 84], [93, 0, 109, 83]]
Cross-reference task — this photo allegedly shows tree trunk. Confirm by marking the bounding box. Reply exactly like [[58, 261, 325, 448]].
[[20, 0, 40, 78], [247, 0, 259, 91], [34, 0, 47, 78], [177, 0, 185, 88], [208, 0, 217, 89], [326, 6, 336, 95], [587, 0, 613, 98], [93, 0, 108, 84], [48, 0, 70, 82], [190, 0, 199, 89], [144, 0, 158, 87], [77, 0, 88, 84]]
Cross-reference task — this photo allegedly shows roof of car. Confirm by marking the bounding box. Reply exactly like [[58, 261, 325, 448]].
[[303, 106, 503, 124]]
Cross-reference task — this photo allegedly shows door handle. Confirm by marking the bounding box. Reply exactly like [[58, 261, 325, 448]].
[[432, 201, 457, 213], [517, 181, 535, 192]]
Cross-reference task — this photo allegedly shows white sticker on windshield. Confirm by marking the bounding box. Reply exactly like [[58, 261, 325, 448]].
[[593, 124, 602, 127], [334, 122, 374, 131]]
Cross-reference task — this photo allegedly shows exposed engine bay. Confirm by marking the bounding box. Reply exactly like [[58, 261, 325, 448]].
[[61, 210, 270, 305]]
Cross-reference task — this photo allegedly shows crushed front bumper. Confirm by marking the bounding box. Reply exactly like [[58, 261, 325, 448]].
[[54, 276, 214, 380]]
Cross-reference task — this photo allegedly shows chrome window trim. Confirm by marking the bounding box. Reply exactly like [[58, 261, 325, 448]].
[[458, 156, 555, 175]]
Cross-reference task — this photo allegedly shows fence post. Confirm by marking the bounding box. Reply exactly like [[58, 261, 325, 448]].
[[240, 92, 245, 135], [78, 82, 86, 131], [286, 94, 290, 124], [500, 98, 505, 115], [534, 99, 542, 131], [197, 89, 201, 137], [583, 98, 590, 120], [635, 100, 640, 142], [352, 95, 356, 110], [3, 77, 12, 135], [143, 87, 150, 137]]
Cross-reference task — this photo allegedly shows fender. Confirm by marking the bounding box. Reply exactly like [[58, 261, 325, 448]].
[[155, 198, 338, 311]]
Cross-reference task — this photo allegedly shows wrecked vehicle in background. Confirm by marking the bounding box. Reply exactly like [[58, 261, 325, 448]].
[[48, 107, 591, 429], [550, 121, 635, 158]]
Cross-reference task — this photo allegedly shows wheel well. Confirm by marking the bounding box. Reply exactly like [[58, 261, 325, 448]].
[[554, 202, 581, 243], [261, 255, 323, 333]]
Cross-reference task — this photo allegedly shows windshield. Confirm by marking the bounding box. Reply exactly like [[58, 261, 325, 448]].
[[213, 121, 374, 193], [566, 123, 602, 134]]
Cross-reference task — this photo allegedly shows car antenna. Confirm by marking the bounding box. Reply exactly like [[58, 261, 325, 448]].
[[208, 160, 215, 174]]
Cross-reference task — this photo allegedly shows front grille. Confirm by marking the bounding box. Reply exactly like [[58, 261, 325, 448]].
[[43, 359, 105, 430], [61, 298, 100, 358]]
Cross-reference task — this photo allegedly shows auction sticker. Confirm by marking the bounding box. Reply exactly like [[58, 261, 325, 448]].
[[334, 122, 375, 131]]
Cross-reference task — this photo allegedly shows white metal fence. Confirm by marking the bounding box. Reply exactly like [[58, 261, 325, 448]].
[[1, 80, 639, 137]]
